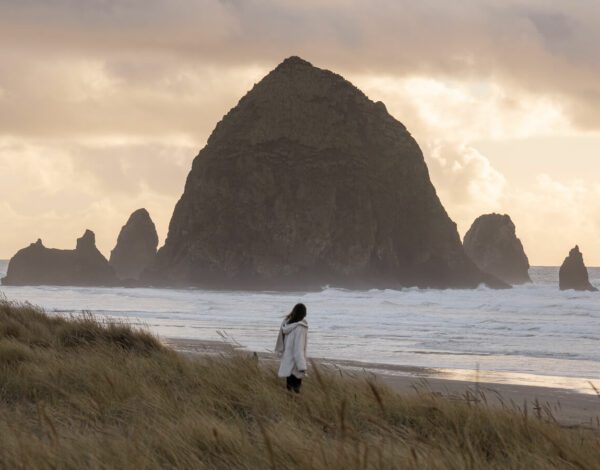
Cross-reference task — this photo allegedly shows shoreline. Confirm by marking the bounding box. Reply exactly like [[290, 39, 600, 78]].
[[165, 337, 600, 427]]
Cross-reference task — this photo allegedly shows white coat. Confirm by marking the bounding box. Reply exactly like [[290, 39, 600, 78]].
[[275, 319, 308, 378]]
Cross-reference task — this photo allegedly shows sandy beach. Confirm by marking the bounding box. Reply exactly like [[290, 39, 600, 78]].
[[166, 337, 600, 428]]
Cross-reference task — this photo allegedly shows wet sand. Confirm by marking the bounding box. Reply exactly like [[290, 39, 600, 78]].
[[165, 338, 600, 428]]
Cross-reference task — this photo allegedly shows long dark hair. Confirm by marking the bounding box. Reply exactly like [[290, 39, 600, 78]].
[[285, 303, 307, 324]]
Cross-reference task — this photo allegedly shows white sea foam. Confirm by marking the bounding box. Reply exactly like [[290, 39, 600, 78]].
[[1, 262, 599, 391]]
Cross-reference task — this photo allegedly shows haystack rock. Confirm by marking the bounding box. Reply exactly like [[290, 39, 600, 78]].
[[109, 209, 159, 281], [463, 214, 531, 285], [147, 56, 507, 290], [559, 246, 598, 292], [1, 230, 117, 287]]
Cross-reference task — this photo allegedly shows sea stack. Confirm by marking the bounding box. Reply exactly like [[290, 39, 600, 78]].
[[109, 209, 159, 281], [148, 56, 506, 290], [559, 246, 598, 292], [1, 230, 116, 287], [463, 214, 531, 285]]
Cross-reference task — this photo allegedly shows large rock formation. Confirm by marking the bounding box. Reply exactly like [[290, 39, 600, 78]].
[[559, 246, 598, 292], [110, 209, 158, 281], [148, 56, 507, 290], [1, 230, 117, 287], [463, 214, 531, 285]]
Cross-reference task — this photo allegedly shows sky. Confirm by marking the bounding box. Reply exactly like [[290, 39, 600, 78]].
[[0, 0, 599, 266]]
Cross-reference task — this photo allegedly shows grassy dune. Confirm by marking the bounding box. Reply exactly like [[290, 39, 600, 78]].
[[1, 301, 599, 469]]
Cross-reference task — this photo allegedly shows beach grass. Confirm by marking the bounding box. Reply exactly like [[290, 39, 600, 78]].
[[1, 300, 599, 469]]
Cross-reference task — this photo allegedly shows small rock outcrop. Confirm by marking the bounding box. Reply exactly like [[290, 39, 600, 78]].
[[463, 214, 531, 285], [559, 246, 598, 291], [1, 230, 117, 286], [109, 209, 159, 281], [147, 56, 507, 290]]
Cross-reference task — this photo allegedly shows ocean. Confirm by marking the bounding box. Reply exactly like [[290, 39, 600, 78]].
[[1, 261, 598, 393]]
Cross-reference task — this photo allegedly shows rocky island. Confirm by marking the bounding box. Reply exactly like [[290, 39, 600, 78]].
[[559, 246, 598, 291], [147, 56, 506, 290], [110, 209, 159, 281], [463, 214, 531, 285], [1, 230, 116, 287]]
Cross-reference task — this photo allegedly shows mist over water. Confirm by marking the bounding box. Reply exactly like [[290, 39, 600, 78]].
[[1, 261, 599, 391]]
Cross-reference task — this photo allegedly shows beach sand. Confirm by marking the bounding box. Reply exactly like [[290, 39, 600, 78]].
[[165, 338, 600, 428]]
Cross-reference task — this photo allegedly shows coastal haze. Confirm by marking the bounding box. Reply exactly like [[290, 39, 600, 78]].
[[1, 261, 599, 393]]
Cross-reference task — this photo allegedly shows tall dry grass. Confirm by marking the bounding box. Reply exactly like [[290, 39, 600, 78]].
[[1, 300, 599, 469]]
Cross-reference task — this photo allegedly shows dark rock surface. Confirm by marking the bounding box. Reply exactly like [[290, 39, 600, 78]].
[[1, 230, 117, 286], [559, 246, 598, 291], [463, 214, 531, 285], [110, 209, 159, 281], [147, 56, 507, 290]]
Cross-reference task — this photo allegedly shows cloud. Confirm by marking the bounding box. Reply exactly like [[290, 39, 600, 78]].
[[1, 0, 600, 127], [506, 175, 600, 265], [356, 73, 600, 265], [428, 144, 506, 207], [68, 144, 196, 196], [0, 54, 266, 141], [0, 139, 194, 257]]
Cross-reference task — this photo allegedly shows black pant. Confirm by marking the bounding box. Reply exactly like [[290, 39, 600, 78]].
[[286, 375, 302, 393]]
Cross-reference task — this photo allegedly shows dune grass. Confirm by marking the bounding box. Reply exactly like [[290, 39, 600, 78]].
[[1, 300, 599, 469]]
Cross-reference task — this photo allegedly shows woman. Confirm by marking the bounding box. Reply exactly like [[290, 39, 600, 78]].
[[275, 303, 308, 393]]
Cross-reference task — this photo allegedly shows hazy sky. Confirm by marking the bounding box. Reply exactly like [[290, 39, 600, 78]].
[[1, 0, 599, 265]]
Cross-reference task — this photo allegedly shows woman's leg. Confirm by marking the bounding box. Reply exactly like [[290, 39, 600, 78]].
[[293, 376, 302, 393], [287, 375, 302, 393]]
